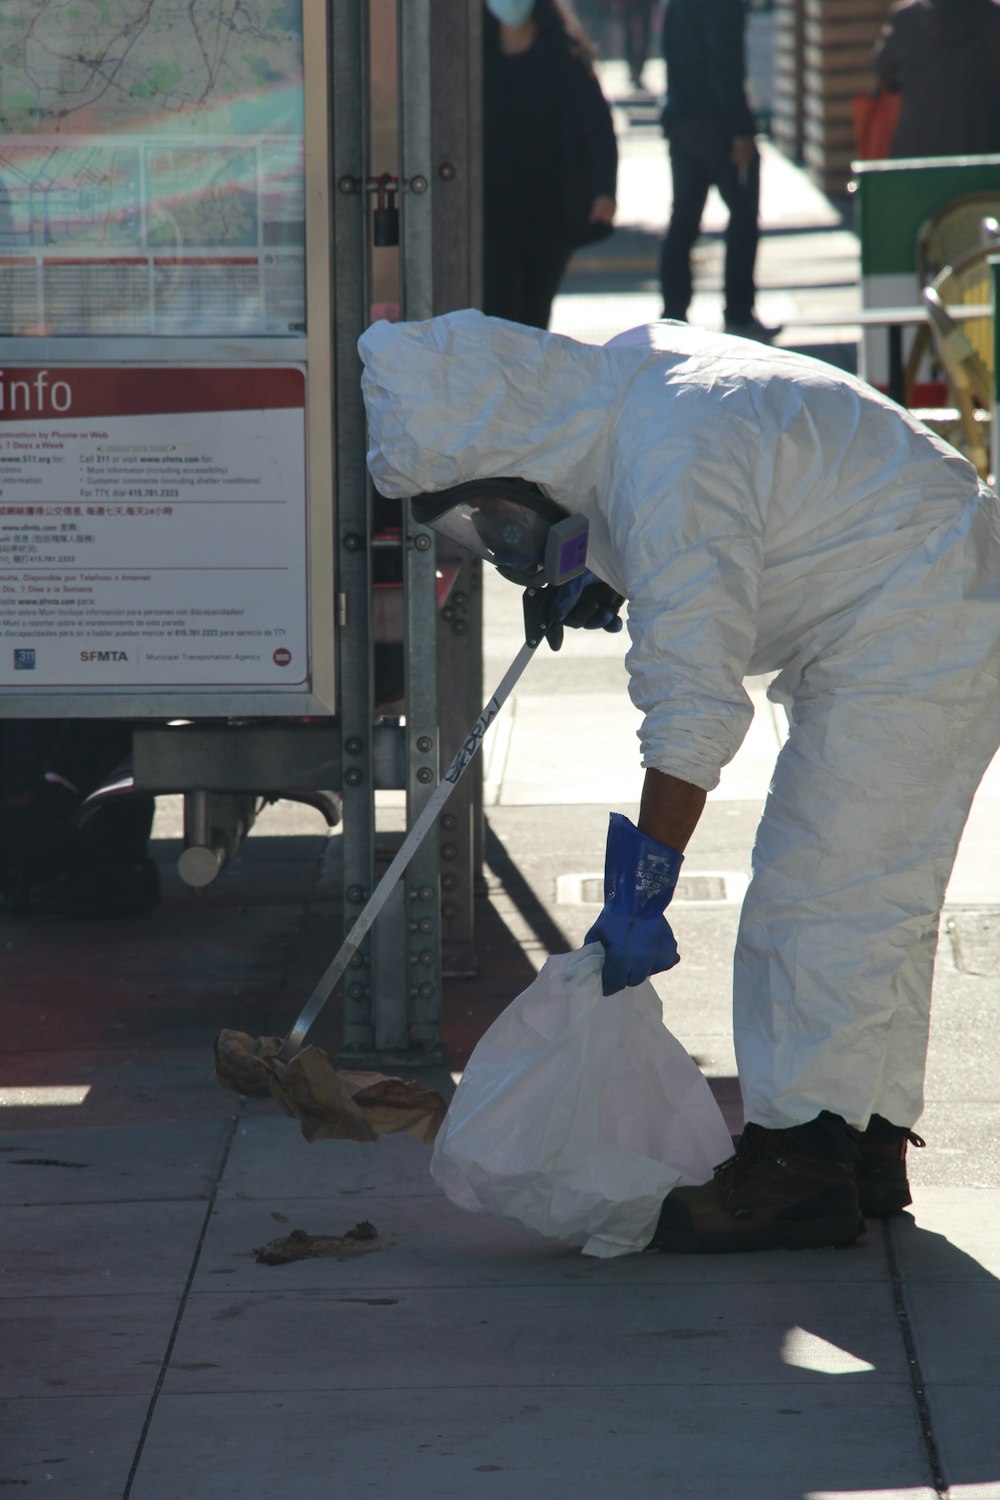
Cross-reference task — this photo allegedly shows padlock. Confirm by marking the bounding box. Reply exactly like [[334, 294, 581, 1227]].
[[373, 176, 399, 247]]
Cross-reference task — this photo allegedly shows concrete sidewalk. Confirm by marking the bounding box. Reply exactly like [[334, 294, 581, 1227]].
[[3, 85, 1000, 1500], [4, 565, 998, 1500]]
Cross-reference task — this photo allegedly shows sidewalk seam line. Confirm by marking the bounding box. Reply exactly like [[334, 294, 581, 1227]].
[[121, 1109, 243, 1500], [881, 1218, 949, 1499]]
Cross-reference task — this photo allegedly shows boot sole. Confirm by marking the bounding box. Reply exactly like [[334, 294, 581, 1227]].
[[653, 1211, 866, 1255]]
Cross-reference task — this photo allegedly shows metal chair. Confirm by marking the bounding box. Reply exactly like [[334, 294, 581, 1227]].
[[914, 192, 1000, 285], [922, 283, 993, 478], [935, 232, 997, 374], [904, 198, 1000, 407]]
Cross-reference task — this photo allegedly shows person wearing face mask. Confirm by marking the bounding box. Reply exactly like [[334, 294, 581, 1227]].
[[483, 0, 618, 329], [874, 0, 1000, 157]]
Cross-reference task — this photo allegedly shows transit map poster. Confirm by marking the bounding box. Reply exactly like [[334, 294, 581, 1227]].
[[0, 366, 309, 688], [0, 1, 305, 336]]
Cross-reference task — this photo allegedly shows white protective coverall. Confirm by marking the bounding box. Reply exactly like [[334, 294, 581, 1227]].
[[358, 309, 1000, 1134]]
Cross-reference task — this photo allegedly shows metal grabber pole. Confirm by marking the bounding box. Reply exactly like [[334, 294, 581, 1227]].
[[279, 617, 547, 1060]]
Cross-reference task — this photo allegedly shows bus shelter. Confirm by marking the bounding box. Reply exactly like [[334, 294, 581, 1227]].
[[0, 1, 484, 1063]]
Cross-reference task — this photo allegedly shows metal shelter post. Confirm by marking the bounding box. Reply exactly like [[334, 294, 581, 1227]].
[[431, 0, 486, 973], [331, 2, 378, 1052], [391, 0, 444, 1055], [335, 0, 484, 1062]]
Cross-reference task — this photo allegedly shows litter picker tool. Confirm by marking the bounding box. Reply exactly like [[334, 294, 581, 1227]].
[[278, 580, 579, 1061], [275, 485, 591, 1060]]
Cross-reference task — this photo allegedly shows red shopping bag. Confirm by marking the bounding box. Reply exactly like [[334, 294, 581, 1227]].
[[852, 85, 901, 161]]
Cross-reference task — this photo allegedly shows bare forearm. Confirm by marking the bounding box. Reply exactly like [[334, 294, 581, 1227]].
[[638, 768, 708, 853]]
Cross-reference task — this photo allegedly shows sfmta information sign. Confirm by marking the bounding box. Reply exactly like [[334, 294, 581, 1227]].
[[0, 366, 308, 689], [0, 2, 326, 709]]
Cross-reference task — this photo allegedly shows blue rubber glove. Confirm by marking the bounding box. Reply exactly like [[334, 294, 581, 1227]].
[[544, 569, 625, 652], [560, 569, 625, 631], [585, 813, 683, 996]]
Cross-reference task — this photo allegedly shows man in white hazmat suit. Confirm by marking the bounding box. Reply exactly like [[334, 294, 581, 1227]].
[[358, 308, 1000, 1255]]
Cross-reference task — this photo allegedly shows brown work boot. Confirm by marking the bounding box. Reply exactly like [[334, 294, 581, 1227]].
[[650, 1123, 866, 1254], [857, 1116, 926, 1218]]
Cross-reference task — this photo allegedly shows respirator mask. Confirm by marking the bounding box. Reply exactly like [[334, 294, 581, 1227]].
[[410, 477, 589, 587]]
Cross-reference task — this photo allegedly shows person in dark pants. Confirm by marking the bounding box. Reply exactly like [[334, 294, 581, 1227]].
[[659, 0, 777, 341], [622, 0, 660, 90], [483, 0, 618, 330]]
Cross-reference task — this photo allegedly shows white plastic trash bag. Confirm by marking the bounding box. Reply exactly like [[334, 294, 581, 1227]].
[[431, 945, 734, 1258]]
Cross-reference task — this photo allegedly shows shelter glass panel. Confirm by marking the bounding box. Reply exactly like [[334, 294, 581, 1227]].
[[0, 0, 306, 337]]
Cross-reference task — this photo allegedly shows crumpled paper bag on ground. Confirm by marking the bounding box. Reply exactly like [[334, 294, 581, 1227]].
[[214, 1029, 447, 1145], [431, 945, 733, 1257]]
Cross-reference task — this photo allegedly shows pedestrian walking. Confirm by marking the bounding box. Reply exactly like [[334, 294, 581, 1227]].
[[659, 0, 776, 341], [482, 0, 618, 329], [621, 0, 660, 90]]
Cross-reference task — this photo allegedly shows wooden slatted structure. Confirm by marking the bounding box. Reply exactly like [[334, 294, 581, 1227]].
[[771, 0, 806, 164], [772, 0, 892, 195]]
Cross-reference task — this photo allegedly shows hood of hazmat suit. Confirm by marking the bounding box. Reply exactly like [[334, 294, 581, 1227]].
[[359, 309, 995, 793]]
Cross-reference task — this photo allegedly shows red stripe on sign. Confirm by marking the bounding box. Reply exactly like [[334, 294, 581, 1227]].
[[44, 258, 148, 266], [151, 257, 258, 266], [0, 367, 305, 421]]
